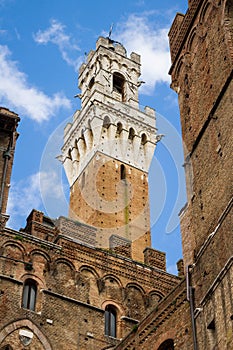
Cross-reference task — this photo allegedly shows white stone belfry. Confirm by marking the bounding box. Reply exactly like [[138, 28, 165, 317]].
[[62, 36, 158, 187]]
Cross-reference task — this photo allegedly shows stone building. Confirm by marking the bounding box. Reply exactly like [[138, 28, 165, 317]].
[[0, 0, 232, 349], [0, 37, 181, 349], [114, 0, 233, 349]]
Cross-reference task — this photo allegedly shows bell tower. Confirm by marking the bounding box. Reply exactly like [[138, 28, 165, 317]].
[[62, 37, 158, 261]]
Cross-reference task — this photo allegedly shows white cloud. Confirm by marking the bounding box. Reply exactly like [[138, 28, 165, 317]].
[[7, 170, 65, 229], [114, 14, 171, 94], [0, 45, 71, 122], [33, 19, 82, 70], [7, 172, 42, 229]]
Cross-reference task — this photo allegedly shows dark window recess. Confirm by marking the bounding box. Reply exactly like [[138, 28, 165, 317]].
[[105, 305, 117, 337], [120, 164, 126, 180], [22, 279, 37, 311], [103, 116, 111, 128], [89, 77, 95, 89], [157, 339, 174, 350], [113, 73, 125, 101], [116, 122, 123, 134], [141, 133, 147, 145], [128, 128, 135, 140]]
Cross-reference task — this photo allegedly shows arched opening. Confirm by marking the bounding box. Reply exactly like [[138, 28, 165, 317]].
[[128, 127, 135, 140], [113, 72, 125, 101], [89, 77, 95, 90], [120, 164, 126, 180], [22, 279, 37, 311], [103, 116, 111, 129], [157, 339, 174, 350], [141, 133, 147, 145], [105, 305, 117, 338], [116, 122, 123, 135], [0, 345, 13, 350]]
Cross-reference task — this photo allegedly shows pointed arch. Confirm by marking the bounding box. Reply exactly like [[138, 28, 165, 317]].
[[141, 133, 147, 145], [0, 319, 53, 350], [79, 265, 100, 279], [157, 339, 174, 350], [200, 1, 213, 24], [116, 122, 123, 135], [128, 127, 135, 140], [103, 115, 111, 128], [113, 72, 126, 101]]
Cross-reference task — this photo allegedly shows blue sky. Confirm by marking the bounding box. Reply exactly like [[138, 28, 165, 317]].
[[0, 0, 188, 274]]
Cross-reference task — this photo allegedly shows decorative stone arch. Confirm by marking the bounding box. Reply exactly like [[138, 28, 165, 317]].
[[1, 241, 26, 277], [200, 0, 213, 24], [148, 290, 164, 308], [157, 339, 174, 350], [125, 282, 146, 295], [30, 249, 51, 263], [172, 54, 185, 89], [3, 240, 26, 259], [102, 274, 123, 288], [186, 26, 198, 52], [124, 283, 147, 319], [0, 319, 52, 350], [79, 265, 100, 279], [54, 258, 76, 273], [153, 331, 176, 350], [21, 272, 45, 288], [78, 265, 100, 304], [101, 274, 123, 300], [148, 290, 164, 299]]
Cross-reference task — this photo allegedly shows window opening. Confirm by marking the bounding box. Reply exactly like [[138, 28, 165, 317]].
[[141, 133, 147, 145], [116, 122, 123, 135], [22, 279, 37, 311], [113, 73, 125, 101], [157, 339, 174, 350], [88, 77, 95, 90], [103, 116, 111, 128], [128, 128, 135, 140], [105, 305, 117, 337], [120, 164, 126, 180]]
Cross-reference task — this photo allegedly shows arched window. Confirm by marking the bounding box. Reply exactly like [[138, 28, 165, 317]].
[[157, 339, 174, 350], [113, 72, 125, 101], [22, 279, 37, 311], [120, 164, 126, 180], [103, 116, 111, 128], [105, 305, 117, 337], [88, 77, 95, 90], [116, 122, 123, 135], [0, 345, 13, 350], [128, 128, 135, 140], [141, 133, 147, 145]]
